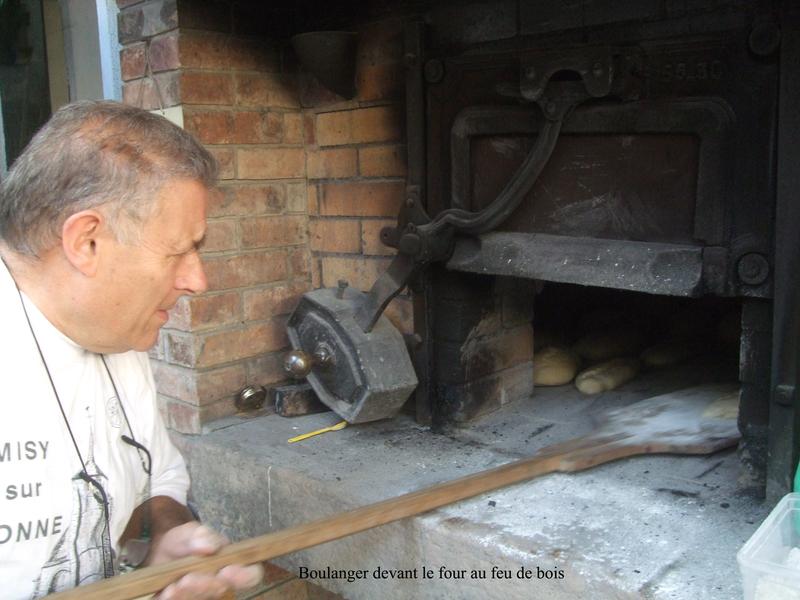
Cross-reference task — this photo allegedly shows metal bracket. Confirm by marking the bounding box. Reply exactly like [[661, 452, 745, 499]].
[[357, 46, 630, 333]]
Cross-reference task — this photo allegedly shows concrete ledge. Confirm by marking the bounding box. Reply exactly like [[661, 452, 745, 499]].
[[178, 366, 769, 599]]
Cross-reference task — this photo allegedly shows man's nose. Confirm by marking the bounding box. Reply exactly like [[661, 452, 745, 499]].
[[176, 252, 208, 294]]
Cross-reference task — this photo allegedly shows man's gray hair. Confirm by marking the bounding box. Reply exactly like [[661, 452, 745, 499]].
[[0, 100, 217, 256]]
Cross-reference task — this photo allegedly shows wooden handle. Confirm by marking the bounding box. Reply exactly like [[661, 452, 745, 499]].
[[47, 447, 581, 599]]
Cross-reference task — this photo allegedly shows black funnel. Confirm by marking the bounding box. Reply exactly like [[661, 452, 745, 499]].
[[291, 31, 358, 99]]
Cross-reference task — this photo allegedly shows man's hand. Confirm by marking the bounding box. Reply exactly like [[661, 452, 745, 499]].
[[121, 497, 263, 599], [149, 522, 264, 600]]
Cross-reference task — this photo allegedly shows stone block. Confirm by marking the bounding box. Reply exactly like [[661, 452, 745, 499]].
[[271, 382, 329, 418]]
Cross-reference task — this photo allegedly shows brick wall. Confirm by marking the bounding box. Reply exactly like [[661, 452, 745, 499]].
[[304, 19, 413, 333], [116, 1, 411, 433]]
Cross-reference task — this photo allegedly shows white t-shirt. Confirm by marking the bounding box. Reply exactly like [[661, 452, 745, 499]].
[[0, 260, 190, 599]]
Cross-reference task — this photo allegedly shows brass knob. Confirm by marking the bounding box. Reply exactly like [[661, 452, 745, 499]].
[[284, 350, 313, 379], [284, 344, 335, 379]]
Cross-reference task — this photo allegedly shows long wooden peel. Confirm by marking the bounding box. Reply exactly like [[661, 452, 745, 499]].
[[48, 384, 739, 600]]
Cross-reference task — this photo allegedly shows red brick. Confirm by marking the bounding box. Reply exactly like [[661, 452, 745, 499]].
[[262, 112, 284, 142], [120, 42, 146, 81], [286, 183, 306, 213], [320, 256, 392, 291], [357, 18, 404, 64], [237, 147, 305, 179], [289, 247, 310, 278], [175, 0, 230, 33], [307, 184, 319, 215], [297, 73, 345, 108], [314, 111, 349, 146], [196, 363, 248, 404], [164, 330, 197, 366], [241, 215, 308, 248], [149, 330, 166, 361], [204, 251, 287, 289], [122, 71, 180, 109], [168, 292, 241, 331], [307, 148, 357, 179], [356, 63, 402, 102], [235, 73, 298, 109], [310, 219, 361, 253], [180, 71, 234, 105], [202, 219, 238, 252], [179, 31, 280, 72], [118, 0, 178, 44], [283, 112, 303, 144], [198, 398, 238, 426], [319, 181, 404, 217], [245, 353, 290, 388], [316, 106, 401, 146], [311, 257, 322, 288], [303, 113, 316, 145], [211, 184, 285, 217], [207, 148, 234, 180], [352, 105, 402, 144], [197, 320, 288, 367], [152, 361, 246, 406], [184, 110, 232, 144], [243, 281, 310, 320], [359, 145, 406, 177], [361, 219, 396, 255], [164, 398, 200, 433], [231, 111, 263, 144], [149, 31, 180, 72]]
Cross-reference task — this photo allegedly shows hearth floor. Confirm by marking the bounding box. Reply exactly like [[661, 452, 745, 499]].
[[178, 363, 769, 600]]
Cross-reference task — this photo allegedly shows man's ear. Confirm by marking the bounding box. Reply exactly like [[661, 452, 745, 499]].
[[61, 210, 105, 276]]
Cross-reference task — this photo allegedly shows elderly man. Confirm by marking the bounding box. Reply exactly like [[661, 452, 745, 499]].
[[0, 101, 262, 598]]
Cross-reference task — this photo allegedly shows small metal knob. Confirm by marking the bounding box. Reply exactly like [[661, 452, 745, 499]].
[[236, 385, 266, 411], [284, 344, 335, 379], [285, 350, 314, 379]]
